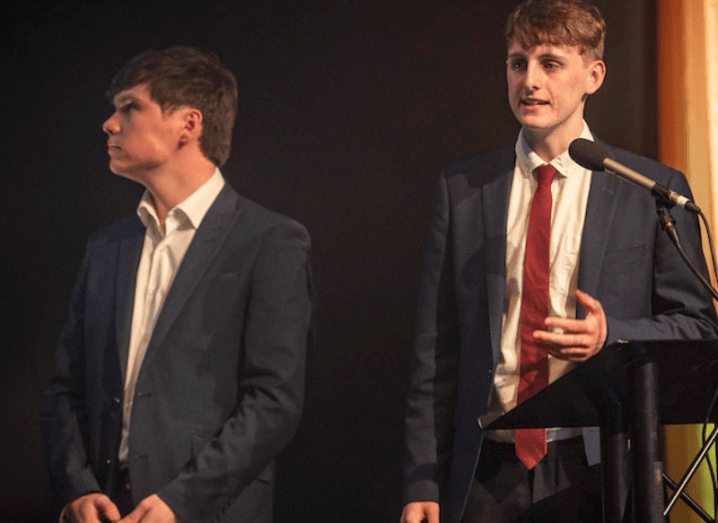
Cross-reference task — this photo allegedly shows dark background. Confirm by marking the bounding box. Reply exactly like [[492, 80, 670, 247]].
[[3, 0, 656, 520]]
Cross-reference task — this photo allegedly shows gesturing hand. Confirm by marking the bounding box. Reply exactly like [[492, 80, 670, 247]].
[[67, 493, 121, 523], [533, 289, 607, 362], [118, 494, 182, 523], [400, 501, 439, 523]]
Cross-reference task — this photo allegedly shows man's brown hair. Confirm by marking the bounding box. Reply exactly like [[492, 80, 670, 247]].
[[107, 46, 238, 167], [505, 0, 606, 60]]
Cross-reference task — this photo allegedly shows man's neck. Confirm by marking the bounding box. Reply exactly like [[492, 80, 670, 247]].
[[143, 158, 217, 231], [523, 121, 585, 163]]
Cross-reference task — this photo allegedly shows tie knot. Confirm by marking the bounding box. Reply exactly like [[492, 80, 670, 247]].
[[534, 164, 557, 185]]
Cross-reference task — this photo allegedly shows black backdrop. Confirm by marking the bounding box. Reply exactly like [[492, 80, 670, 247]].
[[3, 0, 656, 520]]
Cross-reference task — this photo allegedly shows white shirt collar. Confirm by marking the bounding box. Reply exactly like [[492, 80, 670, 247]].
[[137, 167, 226, 237], [515, 121, 594, 180]]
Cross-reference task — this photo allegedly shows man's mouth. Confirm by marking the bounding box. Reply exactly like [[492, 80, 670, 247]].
[[521, 99, 549, 106]]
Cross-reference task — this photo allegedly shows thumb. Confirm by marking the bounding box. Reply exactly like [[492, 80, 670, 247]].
[[576, 289, 601, 313], [118, 507, 145, 523], [97, 497, 122, 522]]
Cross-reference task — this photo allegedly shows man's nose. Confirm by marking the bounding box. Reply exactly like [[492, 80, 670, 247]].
[[102, 112, 119, 135], [524, 62, 542, 90]]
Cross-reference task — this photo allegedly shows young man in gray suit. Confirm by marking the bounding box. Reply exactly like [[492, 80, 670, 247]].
[[42, 46, 313, 523], [401, 1, 718, 522]]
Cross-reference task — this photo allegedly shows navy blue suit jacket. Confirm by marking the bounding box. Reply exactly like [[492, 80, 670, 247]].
[[42, 184, 314, 522], [403, 142, 718, 522]]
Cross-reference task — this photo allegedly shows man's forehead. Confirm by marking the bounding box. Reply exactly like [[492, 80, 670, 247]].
[[112, 84, 151, 105], [507, 38, 582, 58]]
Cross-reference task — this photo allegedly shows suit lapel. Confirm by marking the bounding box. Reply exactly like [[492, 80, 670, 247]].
[[481, 153, 514, 363], [144, 184, 242, 357], [115, 219, 145, 385], [578, 158, 620, 316]]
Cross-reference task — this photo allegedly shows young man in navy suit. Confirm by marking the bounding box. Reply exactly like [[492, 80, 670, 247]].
[[401, 1, 718, 522], [42, 46, 313, 523]]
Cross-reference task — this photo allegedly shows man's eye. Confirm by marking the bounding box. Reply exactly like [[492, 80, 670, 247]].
[[509, 61, 527, 71], [543, 61, 560, 70]]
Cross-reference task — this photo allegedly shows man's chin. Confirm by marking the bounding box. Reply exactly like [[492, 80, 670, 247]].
[[109, 164, 142, 183], [519, 123, 551, 138], [516, 114, 551, 130]]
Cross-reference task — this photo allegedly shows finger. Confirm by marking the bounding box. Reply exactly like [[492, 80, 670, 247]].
[[400, 508, 414, 523], [76, 507, 103, 523], [543, 331, 604, 360], [540, 339, 595, 359], [577, 289, 608, 347], [401, 502, 439, 523], [117, 510, 140, 523], [72, 495, 113, 523], [543, 316, 592, 334], [576, 289, 603, 314], [534, 329, 592, 347], [118, 497, 160, 523], [97, 498, 122, 522], [425, 503, 440, 523], [402, 505, 424, 523], [535, 333, 600, 362]]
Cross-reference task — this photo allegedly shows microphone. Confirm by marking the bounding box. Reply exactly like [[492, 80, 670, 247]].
[[568, 138, 700, 213]]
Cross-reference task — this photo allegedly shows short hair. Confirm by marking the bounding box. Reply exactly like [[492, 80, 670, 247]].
[[505, 0, 606, 61], [106, 46, 238, 167]]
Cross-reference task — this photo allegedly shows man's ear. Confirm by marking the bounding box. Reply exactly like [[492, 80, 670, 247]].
[[585, 59, 606, 96], [178, 107, 203, 146]]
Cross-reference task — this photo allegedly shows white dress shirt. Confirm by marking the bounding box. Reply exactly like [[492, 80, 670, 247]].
[[483, 123, 595, 442], [118, 168, 225, 465]]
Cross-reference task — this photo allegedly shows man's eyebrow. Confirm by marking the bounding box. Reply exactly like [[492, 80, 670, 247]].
[[506, 54, 528, 64], [536, 52, 567, 61], [507, 51, 567, 61], [113, 91, 138, 107]]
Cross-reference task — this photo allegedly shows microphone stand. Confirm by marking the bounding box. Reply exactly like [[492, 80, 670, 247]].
[[654, 199, 718, 522], [655, 202, 718, 302]]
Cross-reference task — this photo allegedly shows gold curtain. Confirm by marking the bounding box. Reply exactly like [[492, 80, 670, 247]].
[[658, 0, 718, 520]]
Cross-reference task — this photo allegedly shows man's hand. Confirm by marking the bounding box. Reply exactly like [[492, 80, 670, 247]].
[[400, 501, 439, 523], [118, 494, 182, 523], [534, 289, 607, 362], [67, 493, 121, 523]]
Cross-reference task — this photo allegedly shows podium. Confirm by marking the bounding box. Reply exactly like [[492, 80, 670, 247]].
[[487, 340, 718, 523]]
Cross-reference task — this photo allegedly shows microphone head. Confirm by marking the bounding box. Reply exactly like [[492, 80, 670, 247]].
[[569, 138, 609, 171]]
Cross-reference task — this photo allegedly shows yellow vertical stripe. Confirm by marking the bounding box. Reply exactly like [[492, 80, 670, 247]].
[[658, 0, 718, 521]]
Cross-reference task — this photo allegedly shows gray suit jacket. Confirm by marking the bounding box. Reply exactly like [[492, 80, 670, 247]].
[[42, 184, 314, 522], [403, 142, 718, 522]]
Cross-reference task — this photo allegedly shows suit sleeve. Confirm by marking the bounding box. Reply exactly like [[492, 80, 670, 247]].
[[157, 220, 314, 522], [403, 174, 461, 505], [40, 243, 103, 516], [604, 168, 718, 343]]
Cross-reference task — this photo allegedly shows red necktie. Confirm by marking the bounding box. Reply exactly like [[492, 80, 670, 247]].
[[515, 164, 556, 470]]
